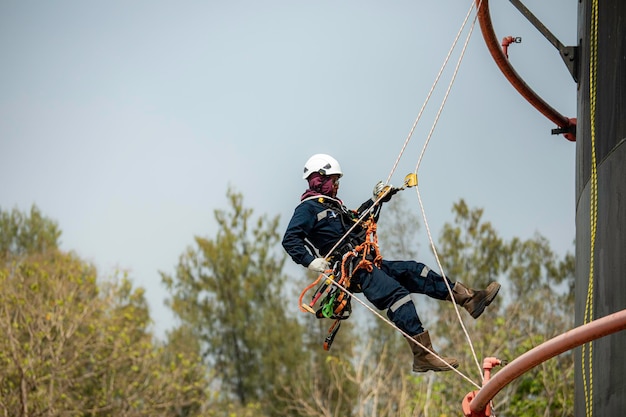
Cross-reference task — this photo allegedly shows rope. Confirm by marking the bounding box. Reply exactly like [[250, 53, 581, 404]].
[[383, 0, 487, 386], [324, 0, 477, 278], [317, 270, 482, 390], [408, 1, 485, 381], [386, 0, 479, 185], [298, 274, 324, 313], [300, 0, 487, 390], [415, 186, 483, 379], [582, 0, 599, 415], [387, 0, 486, 381], [300, 216, 479, 383], [414, 3, 479, 174]]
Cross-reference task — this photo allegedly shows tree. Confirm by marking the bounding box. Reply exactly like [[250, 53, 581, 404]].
[[432, 199, 575, 416], [0, 206, 210, 416], [161, 188, 307, 415], [0, 205, 61, 261], [276, 318, 358, 417], [278, 196, 574, 416], [0, 253, 210, 417]]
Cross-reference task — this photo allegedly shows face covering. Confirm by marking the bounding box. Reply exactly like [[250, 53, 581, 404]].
[[301, 173, 337, 200]]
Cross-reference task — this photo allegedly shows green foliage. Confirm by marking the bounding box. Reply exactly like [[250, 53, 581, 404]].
[[433, 199, 575, 416], [276, 315, 360, 417], [0, 204, 61, 261], [0, 206, 209, 416], [0, 251, 210, 416], [301, 197, 574, 416], [162, 188, 307, 414], [438, 199, 508, 288], [276, 196, 574, 416], [1, 193, 575, 416]]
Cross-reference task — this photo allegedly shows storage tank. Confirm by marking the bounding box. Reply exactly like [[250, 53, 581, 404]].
[[575, 1, 626, 416]]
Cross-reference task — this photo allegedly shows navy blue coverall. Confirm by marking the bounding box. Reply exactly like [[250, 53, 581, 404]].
[[282, 194, 455, 337]]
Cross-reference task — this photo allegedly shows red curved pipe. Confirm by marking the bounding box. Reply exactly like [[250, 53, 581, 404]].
[[475, 0, 576, 141], [468, 309, 626, 414]]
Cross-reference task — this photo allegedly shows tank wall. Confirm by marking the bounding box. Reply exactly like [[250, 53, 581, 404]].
[[575, 1, 626, 416]]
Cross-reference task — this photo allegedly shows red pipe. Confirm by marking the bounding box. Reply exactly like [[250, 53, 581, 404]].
[[501, 36, 518, 58], [462, 358, 503, 416], [468, 309, 626, 414], [475, 0, 576, 141]]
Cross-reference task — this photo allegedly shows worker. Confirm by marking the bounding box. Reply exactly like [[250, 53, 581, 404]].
[[282, 154, 501, 372]]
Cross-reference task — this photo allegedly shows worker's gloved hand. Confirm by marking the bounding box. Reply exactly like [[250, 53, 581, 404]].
[[373, 181, 385, 200], [373, 181, 398, 203], [308, 257, 330, 273]]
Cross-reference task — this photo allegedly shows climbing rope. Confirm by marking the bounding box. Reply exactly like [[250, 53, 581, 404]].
[[344, 218, 383, 273], [386, 0, 480, 184], [408, 0, 486, 381], [299, 201, 476, 378], [304, 267, 483, 389], [374, 0, 485, 385], [582, 0, 599, 415], [384, 0, 487, 381], [299, 0, 490, 390]]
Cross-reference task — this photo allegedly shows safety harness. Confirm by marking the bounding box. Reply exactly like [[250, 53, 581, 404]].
[[297, 174, 417, 350], [299, 216, 382, 350]]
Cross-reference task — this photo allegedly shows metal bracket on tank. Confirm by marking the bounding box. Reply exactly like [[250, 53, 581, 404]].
[[508, 0, 579, 82]]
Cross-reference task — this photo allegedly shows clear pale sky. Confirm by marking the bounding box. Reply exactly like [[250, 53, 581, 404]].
[[0, 0, 577, 337]]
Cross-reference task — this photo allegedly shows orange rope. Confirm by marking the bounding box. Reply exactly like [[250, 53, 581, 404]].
[[298, 217, 382, 314], [298, 273, 324, 313]]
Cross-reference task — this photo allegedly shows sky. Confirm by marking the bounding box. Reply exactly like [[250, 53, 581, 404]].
[[0, 0, 578, 338]]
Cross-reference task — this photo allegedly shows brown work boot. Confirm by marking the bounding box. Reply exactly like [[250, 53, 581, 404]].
[[407, 330, 459, 372], [447, 281, 501, 319]]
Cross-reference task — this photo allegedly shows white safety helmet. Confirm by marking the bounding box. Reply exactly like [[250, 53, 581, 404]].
[[302, 154, 343, 179]]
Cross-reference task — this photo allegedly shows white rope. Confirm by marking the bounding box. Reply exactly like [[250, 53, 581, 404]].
[[384, 0, 485, 381], [314, 0, 487, 387], [409, 3, 485, 380], [327, 0, 478, 276], [385, 0, 478, 185], [319, 271, 482, 390], [415, 186, 483, 379]]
